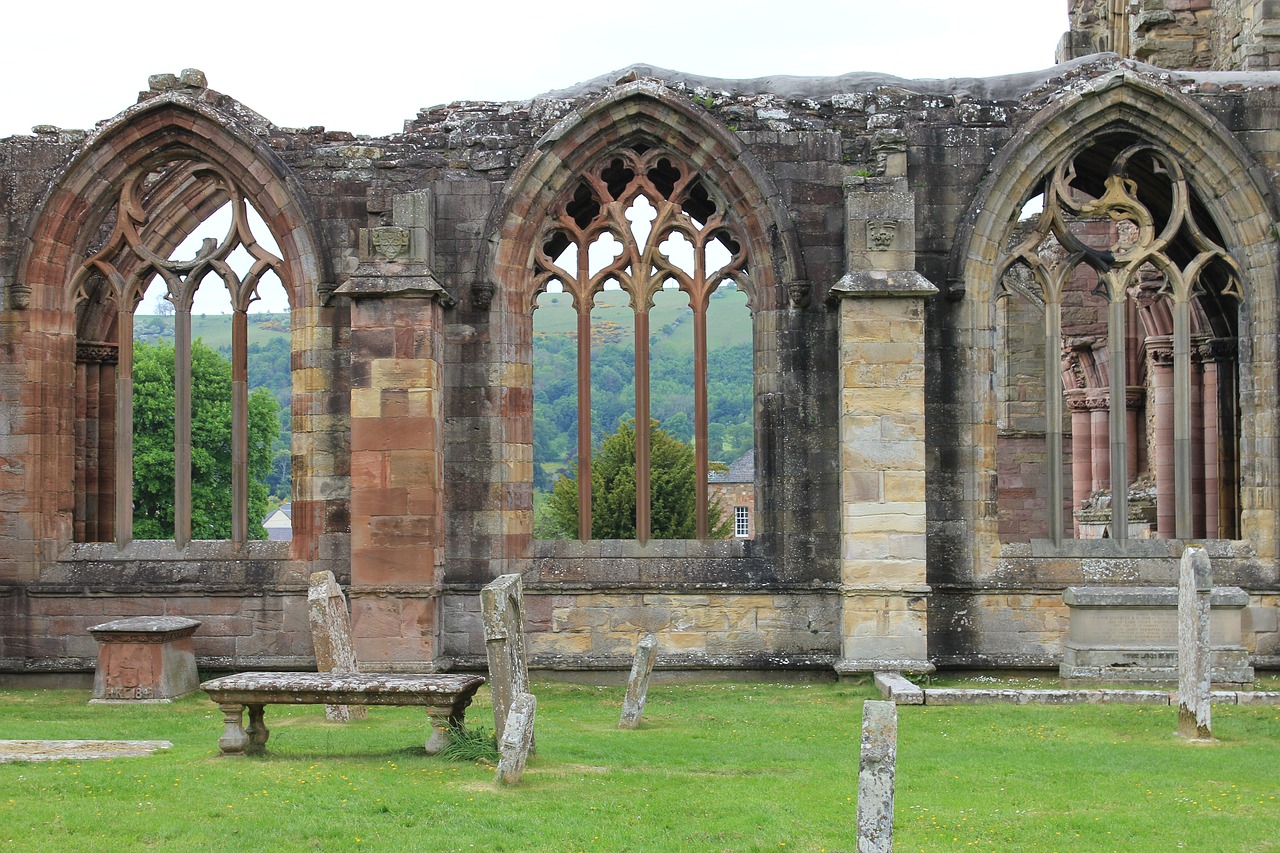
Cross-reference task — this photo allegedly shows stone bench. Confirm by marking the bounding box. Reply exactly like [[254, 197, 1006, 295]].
[[200, 672, 486, 756]]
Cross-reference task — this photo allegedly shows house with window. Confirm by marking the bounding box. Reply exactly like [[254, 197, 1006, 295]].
[[708, 453, 754, 539]]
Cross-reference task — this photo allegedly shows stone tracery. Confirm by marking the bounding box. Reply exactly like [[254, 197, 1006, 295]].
[[70, 161, 285, 547], [532, 146, 748, 542], [997, 138, 1242, 542]]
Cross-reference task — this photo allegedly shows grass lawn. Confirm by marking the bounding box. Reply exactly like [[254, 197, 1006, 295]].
[[0, 679, 1276, 851]]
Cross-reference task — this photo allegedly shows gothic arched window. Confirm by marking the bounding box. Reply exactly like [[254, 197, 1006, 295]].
[[532, 146, 749, 543], [995, 136, 1242, 542]]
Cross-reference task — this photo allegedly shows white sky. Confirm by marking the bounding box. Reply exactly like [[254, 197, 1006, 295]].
[[3, 1, 1067, 139], [8, 0, 1069, 315]]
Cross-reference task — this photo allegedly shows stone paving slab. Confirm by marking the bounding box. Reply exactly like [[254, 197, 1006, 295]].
[[901, 688, 1280, 706], [873, 671, 924, 705], [0, 740, 173, 763]]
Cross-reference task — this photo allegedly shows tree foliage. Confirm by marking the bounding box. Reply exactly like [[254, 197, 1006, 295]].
[[132, 339, 279, 539], [545, 419, 731, 540]]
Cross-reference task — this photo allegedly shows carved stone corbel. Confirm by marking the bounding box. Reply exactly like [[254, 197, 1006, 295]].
[[786, 280, 811, 310], [8, 281, 30, 310]]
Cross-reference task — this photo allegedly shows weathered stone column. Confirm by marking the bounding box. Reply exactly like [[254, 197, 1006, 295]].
[[1067, 391, 1092, 535], [334, 191, 455, 671], [831, 173, 935, 675], [1149, 337, 1175, 537]]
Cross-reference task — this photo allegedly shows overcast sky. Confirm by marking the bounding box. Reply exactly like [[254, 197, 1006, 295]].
[[7, 1, 1069, 314], [3, 1, 1068, 140]]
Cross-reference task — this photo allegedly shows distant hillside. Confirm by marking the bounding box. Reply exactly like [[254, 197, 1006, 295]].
[[135, 292, 757, 495], [532, 286, 754, 489]]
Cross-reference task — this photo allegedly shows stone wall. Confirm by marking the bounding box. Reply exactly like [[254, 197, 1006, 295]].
[[1060, 0, 1280, 70], [0, 43, 1278, 675]]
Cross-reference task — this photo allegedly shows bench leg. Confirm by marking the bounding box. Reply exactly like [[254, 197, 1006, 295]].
[[218, 703, 249, 755], [424, 711, 450, 755], [245, 704, 270, 755]]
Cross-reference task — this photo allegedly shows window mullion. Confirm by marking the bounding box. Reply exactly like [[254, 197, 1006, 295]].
[[1108, 290, 1129, 541], [1173, 296, 1193, 538], [173, 284, 193, 547], [693, 304, 709, 539], [231, 306, 248, 545], [115, 307, 134, 548], [634, 306, 651, 544]]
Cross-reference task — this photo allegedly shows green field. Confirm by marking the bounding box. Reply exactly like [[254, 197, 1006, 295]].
[[1, 680, 1277, 851], [133, 313, 291, 350], [533, 284, 753, 355]]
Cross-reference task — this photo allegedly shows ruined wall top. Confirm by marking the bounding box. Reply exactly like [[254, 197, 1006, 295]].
[[1060, 0, 1280, 70]]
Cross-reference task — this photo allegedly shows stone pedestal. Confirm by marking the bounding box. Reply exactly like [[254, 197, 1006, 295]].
[[88, 616, 201, 703], [830, 173, 936, 675], [1061, 585, 1253, 684]]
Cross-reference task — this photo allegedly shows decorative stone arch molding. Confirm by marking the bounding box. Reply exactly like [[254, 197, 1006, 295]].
[[482, 79, 805, 313], [474, 79, 809, 570], [9, 90, 335, 572], [948, 68, 1280, 570]]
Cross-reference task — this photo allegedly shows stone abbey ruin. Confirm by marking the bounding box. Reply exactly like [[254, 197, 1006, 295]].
[[3, 0, 1280, 679]]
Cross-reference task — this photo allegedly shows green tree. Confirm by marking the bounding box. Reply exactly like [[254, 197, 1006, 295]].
[[132, 339, 280, 539], [545, 418, 731, 540]]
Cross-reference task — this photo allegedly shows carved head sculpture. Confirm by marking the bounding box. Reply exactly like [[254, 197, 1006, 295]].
[[8, 282, 30, 310]]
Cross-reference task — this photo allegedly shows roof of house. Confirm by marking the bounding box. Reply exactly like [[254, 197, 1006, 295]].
[[263, 502, 292, 524], [708, 452, 753, 484]]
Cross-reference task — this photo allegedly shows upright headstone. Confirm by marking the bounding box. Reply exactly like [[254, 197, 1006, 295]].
[[619, 633, 659, 729], [1177, 545, 1213, 740], [307, 571, 366, 722], [856, 700, 898, 853], [494, 692, 537, 785], [481, 573, 531, 741]]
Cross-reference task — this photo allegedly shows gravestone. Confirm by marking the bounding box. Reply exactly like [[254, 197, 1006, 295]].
[[495, 692, 537, 785], [856, 700, 898, 853], [619, 633, 659, 729], [1060, 585, 1252, 684], [1177, 546, 1213, 740], [307, 571, 366, 722], [88, 616, 201, 702], [481, 573, 531, 741]]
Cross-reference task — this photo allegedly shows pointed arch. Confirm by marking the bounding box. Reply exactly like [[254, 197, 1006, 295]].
[[11, 91, 333, 565], [949, 68, 1280, 567], [469, 80, 806, 563], [482, 80, 805, 315]]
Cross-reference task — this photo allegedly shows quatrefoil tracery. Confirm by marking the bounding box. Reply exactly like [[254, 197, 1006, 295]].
[[533, 147, 747, 314]]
